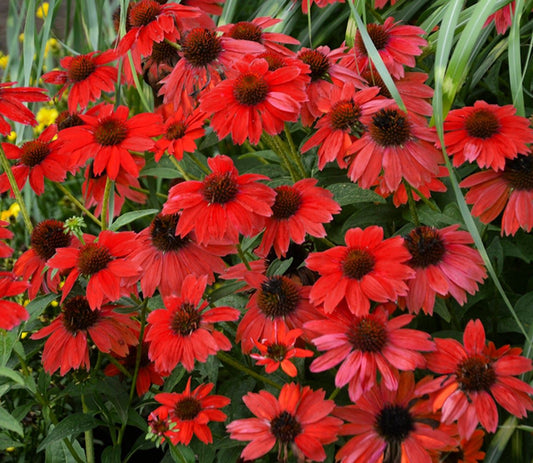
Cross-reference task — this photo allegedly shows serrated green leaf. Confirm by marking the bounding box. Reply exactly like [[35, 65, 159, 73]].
[[327, 183, 385, 206], [37, 414, 99, 452], [0, 407, 23, 437], [109, 209, 158, 231]]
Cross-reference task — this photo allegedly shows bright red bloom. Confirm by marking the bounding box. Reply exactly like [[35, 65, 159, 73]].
[[306, 226, 415, 315], [420, 319, 533, 439], [181, 0, 224, 15], [47, 230, 141, 310], [31, 296, 139, 375], [0, 220, 13, 258], [347, 106, 442, 191], [484, 2, 515, 34], [0, 272, 29, 330], [153, 105, 205, 162], [461, 154, 533, 235], [159, 27, 263, 113], [200, 56, 307, 145], [307, 304, 434, 402], [334, 372, 452, 463], [443, 100, 533, 171], [227, 383, 342, 462], [236, 272, 319, 353], [251, 324, 313, 377], [431, 427, 486, 463], [301, 83, 387, 169], [130, 213, 231, 298], [297, 0, 345, 14], [402, 225, 487, 315], [256, 178, 340, 258], [374, 0, 398, 8], [153, 377, 230, 445], [353, 17, 427, 79], [14, 219, 76, 300], [59, 104, 163, 180], [146, 274, 240, 372], [42, 50, 118, 112], [0, 82, 48, 135], [162, 154, 275, 245], [0, 125, 67, 196]]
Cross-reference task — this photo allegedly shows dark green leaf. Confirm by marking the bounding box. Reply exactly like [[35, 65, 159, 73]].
[[0, 407, 23, 436], [168, 443, 196, 463], [109, 209, 158, 231], [327, 183, 385, 206], [37, 413, 99, 452]]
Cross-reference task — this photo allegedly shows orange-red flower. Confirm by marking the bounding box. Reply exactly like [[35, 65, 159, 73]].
[[420, 319, 533, 439], [153, 377, 230, 445], [227, 383, 342, 461], [306, 226, 415, 315], [0, 272, 29, 331], [443, 100, 533, 171], [484, 2, 515, 34], [0, 82, 48, 135]]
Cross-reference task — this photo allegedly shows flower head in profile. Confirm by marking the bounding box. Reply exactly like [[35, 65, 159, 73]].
[[443, 100, 533, 171], [402, 225, 487, 315], [31, 296, 139, 375], [162, 154, 275, 245], [42, 50, 118, 112], [306, 226, 415, 315], [334, 372, 452, 463], [0, 82, 48, 135], [255, 178, 340, 258], [419, 319, 533, 439], [461, 154, 533, 235], [227, 383, 342, 462], [146, 274, 240, 372], [307, 304, 434, 402], [153, 377, 230, 445]]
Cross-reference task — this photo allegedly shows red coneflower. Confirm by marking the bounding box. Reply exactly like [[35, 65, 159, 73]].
[[236, 273, 319, 353], [162, 154, 276, 245], [334, 371, 452, 463], [42, 50, 118, 112], [347, 106, 442, 191], [443, 100, 533, 171], [146, 274, 240, 372], [402, 225, 487, 315], [46, 230, 141, 310], [59, 103, 163, 180], [227, 382, 342, 462], [301, 83, 387, 169], [0, 82, 48, 135], [307, 304, 434, 402], [374, 0, 398, 8], [431, 426, 486, 463], [0, 220, 13, 258], [153, 377, 230, 445], [0, 272, 29, 330], [181, 0, 224, 15], [250, 324, 313, 377], [484, 1, 515, 34], [419, 319, 533, 439], [297, 0, 345, 14], [131, 213, 231, 298], [255, 178, 340, 258], [153, 105, 205, 162], [14, 219, 75, 300], [461, 154, 533, 235], [353, 17, 427, 79], [31, 296, 139, 375], [200, 56, 307, 145], [306, 226, 415, 315], [0, 125, 67, 196]]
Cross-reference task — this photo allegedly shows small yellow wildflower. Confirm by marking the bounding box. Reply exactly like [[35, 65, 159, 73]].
[[51, 300, 59, 307], [7, 131, 17, 142], [0, 203, 20, 221], [36, 2, 49, 19], [0, 55, 8, 69], [36, 107, 58, 127], [44, 37, 59, 57], [19, 33, 24, 42]]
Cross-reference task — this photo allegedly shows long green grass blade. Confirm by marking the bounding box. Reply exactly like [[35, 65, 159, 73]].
[[508, 0, 525, 115], [23, 0, 36, 86], [35, 0, 57, 83]]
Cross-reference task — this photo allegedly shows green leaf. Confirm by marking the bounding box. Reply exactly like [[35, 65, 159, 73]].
[[485, 415, 517, 463], [433, 298, 451, 323], [327, 183, 385, 206], [45, 439, 85, 463], [109, 209, 158, 231], [141, 167, 182, 179], [0, 330, 18, 367], [498, 292, 533, 334], [26, 293, 58, 322], [37, 414, 100, 452], [168, 443, 196, 463], [0, 367, 25, 387], [101, 446, 121, 463], [266, 258, 294, 277], [0, 407, 23, 437], [0, 432, 23, 450]]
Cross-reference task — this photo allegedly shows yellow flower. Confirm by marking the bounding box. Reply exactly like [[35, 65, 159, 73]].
[[19, 33, 24, 42], [36, 2, 49, 19], [7, 131, 17, 142], [36, 107, 58, 126], [44, 37, 59, 57], [0, 55, 8, 69], [0, 203, 20, 221]]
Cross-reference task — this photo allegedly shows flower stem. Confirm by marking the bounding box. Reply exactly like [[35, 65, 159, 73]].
[[100, 177, 113, 231], [0, 147, 33, 233], [128, 185, 168, 200], [168, 155, 193, 181], [188, 152, 211, 176], [403, 180, 421, 227], [81, 392, 95, 463], [55, 183, 102, 227], [237, 243, 251, 271], [217, 351, 282, 390], [284, 124, 307, 178], [262, 133, 300, 182]]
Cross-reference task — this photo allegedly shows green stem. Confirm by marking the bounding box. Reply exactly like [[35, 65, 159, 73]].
[[168, 155, 193, 181], [328, 388, 340, 401], [106, 354, 133, 378], [237, 243, 251, 271], [100, 177, 113, 231], [55, 183, 102, 227], [409, 184, 440, 212], [217, 351, 282, 390], [283, 125, 307, 179], [262, 134, 299, 182], [403, 180, 420, 226], [81, 392, 95, 463], [0, 147, 33, 232], [128, 185, 167, 200], [188, 152, 211, 176]]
